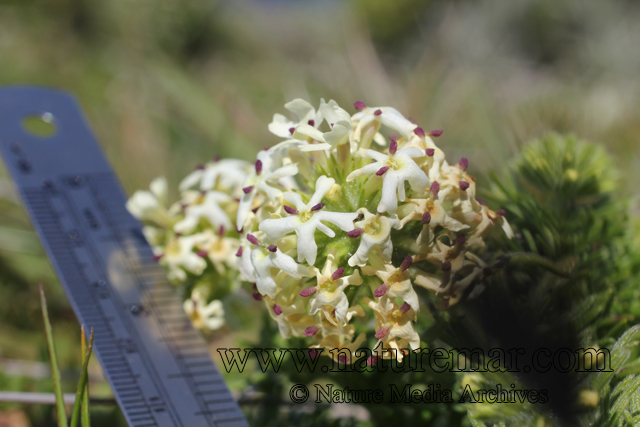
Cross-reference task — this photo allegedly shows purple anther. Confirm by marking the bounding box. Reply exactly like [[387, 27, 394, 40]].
[[310, 202, 324, 212], [304, 326, 320, 337], [389, 139, 397, 155], [430, 181, 440, 197], [374, 284, 389, 298], [347, 228, 364, 238], [459, 157, 469, 171], [299, 287, 317, 297], [354, 101, 367, 110], [456, 234, 466, 246], [414, 127, 425, 138], [496, 210, 506, 216], [252, 292, 263, 301], [426, 148, 435, 157], [308, 119, 315, 126], [196, 164, 205, 170], [459, 181, 470, 191], [441, 261, 452, 272], [331, 267, 345, 281], [255, 160, 263, 175], [289, 127, 295, 135], [376, 166, 390, 176], [247, 234, 260, 245], [400, 302, 411, 313], [429, 129, 443, 137], [476, 197, 486, 206], [375, 326, 390, 339], [243, 186, 254, 194], [422, 211, 432, 225], [197, 250, 208, 258], [273, 305, 283, 315], [374, 109, 382, 116], [284, 205, 299, 215], [153, 254, 164, 262], [236, 247, 243, 257], [218, 226, 225, 236], [400, 256, 413, 271], [267, 245, 277, 252]]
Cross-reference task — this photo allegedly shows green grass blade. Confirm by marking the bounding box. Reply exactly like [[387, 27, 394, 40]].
[[70, 327, 94, 427], [40, 284, 69, 427], [81, 326, 91, 427]]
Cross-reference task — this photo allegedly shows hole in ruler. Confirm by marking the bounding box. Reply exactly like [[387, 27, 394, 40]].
[[22, 113, 57, 138]]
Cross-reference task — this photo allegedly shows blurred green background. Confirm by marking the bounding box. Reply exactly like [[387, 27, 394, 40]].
[[1, 0, 639, 425]]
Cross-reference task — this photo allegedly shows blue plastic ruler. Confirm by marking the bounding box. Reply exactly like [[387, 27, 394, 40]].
[[0, 87, 249, 427]]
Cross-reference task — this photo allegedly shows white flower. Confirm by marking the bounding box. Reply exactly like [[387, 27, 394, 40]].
[[366, 295, 420, 351], [347, 141, 429, 214], [248, 235, 310, 298], [126, 176, 171, 225], [184, 288, 225, 331], [237, 150, 299, 229], [259, 176, 357, 265], [268, 99, 321, 138], [352, 103, 417, 139], [161, 234, 207, 282], [347, 209, 401, 267], [196, 229, 238, 275], [291, 99, 352, 152], [179, 159, 249, 193], [174, 190, 232, 234], [362, 257, 420, 313], [300, 249, 362, 323]]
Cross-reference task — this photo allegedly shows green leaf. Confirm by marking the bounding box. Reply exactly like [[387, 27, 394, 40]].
[[40, 284, 69, 427], [70, 327, 94, 427], [81, 326, 91, 427]]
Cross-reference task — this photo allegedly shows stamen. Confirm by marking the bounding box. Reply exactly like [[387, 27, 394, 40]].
[[284, 205, 299, 215], [197, 250, 208, 258], [310, 202, 325, 212], [459, 181, 470, 191], [496, 209, 506, 216], [304, 326, 320, 337], [299, 287, 317, 297], [252, 283, 257, 290], [429, 129, 443, 137], [235, 247, 243, 257], [430, 181, 440, 197], [389, 139, 397, 155], [308, 349, 321, 359], [255, 160, 263, 175], [252, 292, 263, 301], [422, 211, 431, 225], [400, 302, 411, 313], [375, 326, 391, 339], [267, 245, 277, 252], [441, 261, 452, 272], [376, 166, 390, 176], [242, 186, 254, 194], [400, 256, 412, 271], [218, 226, 225, 237], [273, 305, 283, 315], [456, 234, 466, 247], [213, 155, 221, 162], [347, 228, 364, 238], [247, 234, 260, 245], [373, 109, 382, 116], [374, 283, 389, 298], [354, 101, 367, 110], [476, 197, 486, 206], [459, 157, 468, 171], [426, 148, 435, 157], [414, 127, 425, 138], [331, 267, 345, 280], [289, 127, 295, 135], [196, 164, 205, 170], [338, 354, 349, 364], [366, 355, 379, 366], [153, 254, 164, 262], [308, 119, 315, 126]]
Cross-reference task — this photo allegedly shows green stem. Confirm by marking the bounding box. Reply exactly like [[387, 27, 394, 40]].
[[70, 328, 94, 427], [501, 252, 572, 278], [40, 284, 68, 427], [81, 326, 91, 427]]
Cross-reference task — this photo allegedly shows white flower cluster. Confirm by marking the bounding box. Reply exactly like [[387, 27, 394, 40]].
[[127, 98, 513, 360]]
